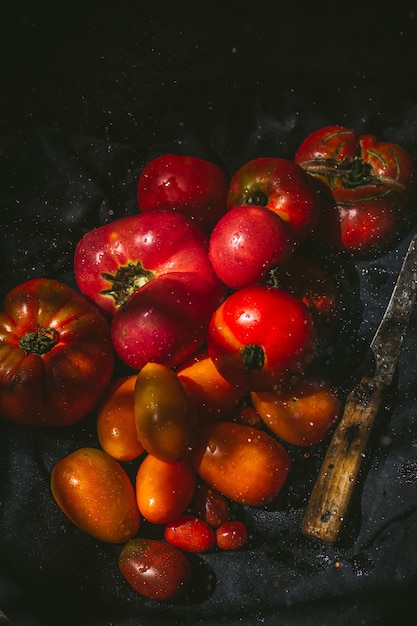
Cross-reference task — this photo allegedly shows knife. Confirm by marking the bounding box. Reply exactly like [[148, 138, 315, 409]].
[[302, 233, 417, 543]]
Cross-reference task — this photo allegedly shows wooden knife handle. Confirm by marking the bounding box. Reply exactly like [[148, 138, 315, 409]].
[[302, 376, 387, 543]]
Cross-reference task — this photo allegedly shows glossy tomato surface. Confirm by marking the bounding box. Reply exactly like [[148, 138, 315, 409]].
[[0, 278, 114, 427]]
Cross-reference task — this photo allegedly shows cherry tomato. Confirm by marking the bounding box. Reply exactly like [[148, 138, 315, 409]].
[[137, 153, 229, 233], [164, 514, 215, 553], [215, 520, 248, 550], [136, 455, 197, 524], [226, 157, 322, 245], [190, 483, 231, 528], [51, 447, 140, 543], [118, 538, 191, 601], [0, 278, 114, 427], [134, 362, 196, 462], [251, 374, 341, 446], [207, 285, 317, 392], [208, 205, 292, 290], [96, 375, 144, 462], [191, 421, 291, 506], [294, 125, 416, 256]]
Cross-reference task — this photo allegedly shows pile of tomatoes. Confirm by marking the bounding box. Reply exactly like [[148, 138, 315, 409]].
[[0, 125, 415, 602]]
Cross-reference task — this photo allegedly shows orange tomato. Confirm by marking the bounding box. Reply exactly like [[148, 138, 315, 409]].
[[51, 447, 140, 543], [96, 375, 144, 462], [177, 350, 245, 422], [136, 454, 197, 524], [191, 421, 290, 506], [251, 375, 340, 446]]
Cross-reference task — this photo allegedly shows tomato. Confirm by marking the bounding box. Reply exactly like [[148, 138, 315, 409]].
[[251, 374, 340, 446], [191, 421, 291, 506], [164, 514, 215, 553], [96, 375, 144, 462], [215, 520, 248, 551], [0, 278, 114, 428], [51, 447, 140, 543], [226, 157, 322, 245], [134, 362, 196, 462], [208, 205, 292, 290], [136, 455, 197, 524], [294, 125, 416, 256], [207, 285, 317, 392], [118, 538, 191, 601], [190, 483, 231, 528], [137, 153, 229, 233], [177, 349, 245, 423], [74, 210, 226, 370]]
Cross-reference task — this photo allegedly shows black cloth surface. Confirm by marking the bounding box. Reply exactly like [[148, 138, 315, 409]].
[[1, 3, 417, 625]]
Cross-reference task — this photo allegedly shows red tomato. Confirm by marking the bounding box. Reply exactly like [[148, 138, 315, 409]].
[[51, 447, 140, 543], [164, 514, 215, 553], [208, 205, 293, 290], [294, 125, 416, 256], [74, 210, 226, 369], [215, 520, 248, 550], [136, 455, 197, 524], [207, 285, 317, 392], [191, 421, 291, 506], [118, 538, 191, 601], [0, 278, 114, 427], [137, 153, 229, 233], [226, 157, 322, 245], [190, 483, 231, 528]]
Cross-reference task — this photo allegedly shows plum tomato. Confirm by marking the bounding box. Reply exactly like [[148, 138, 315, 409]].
[[294, 125, 416, 257], [215, 520, 249, 550], [208, 205, 293, 290], [251, 374, 341, 446], [190, 483, 231, 528], [137, 153, 229, 233], [226, 157, 322, 245], [190, 421, 291, 506], [0, 278, 114, 428], [164, 514, 215, 553], [51, 447, 140, 543], [134, 362, 196, 462], [135, 455, 197, 525], [96, 375, 144, 462], [207, 285, 317, 392], [118, 538, 191, 601]]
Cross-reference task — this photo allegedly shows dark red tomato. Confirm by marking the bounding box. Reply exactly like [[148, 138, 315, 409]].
[[164, 514, 215, 553], [207, 285, 317, 392], [118, 538, 191, 601], [0, 278, 114, 427], [226, 157, 322, 245], [190, 483, 231, 528], [294, 125, 416, 257], [137, 153, 229, 233], [208, 205, 293, 290], [215, 520, 248, 550]]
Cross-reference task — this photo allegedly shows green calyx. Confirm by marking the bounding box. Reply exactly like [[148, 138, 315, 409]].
[[19, 326, 58, 356], [241, 344, 265, 370], [101, 261, 154, 307]]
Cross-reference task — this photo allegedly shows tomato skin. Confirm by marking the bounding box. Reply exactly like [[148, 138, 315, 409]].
[[294, 125, 416, 256], [251, 375, 341, 446], [137, 153, 229, 233], [190, 483, 231, 528], [136, 455, 197, 524], [226, 157, 322, 245], [0, 278, 114, 427], [208, 205, 292, 290], [207, 285, 317, 392], [51, 447, 140, 543], [215, 520, 248, 550], [118, 538, 191, 601], [134, 363, 196, 462], [96, 375, 144, 462], [164, 514, 215, 553], [190, 421, 291, 506]]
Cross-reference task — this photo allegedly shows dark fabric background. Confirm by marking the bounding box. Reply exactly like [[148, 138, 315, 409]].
[[1, 2, 417, 625]]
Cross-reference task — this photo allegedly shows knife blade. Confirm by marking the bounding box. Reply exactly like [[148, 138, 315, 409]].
[[302, 233, 417, 543]]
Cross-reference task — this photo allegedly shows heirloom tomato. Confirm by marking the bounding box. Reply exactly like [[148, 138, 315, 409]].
[[208, 205, 293, 290], [207, 285, 317, 392], [51, 447, 140, 543], [294, 125, 416, 256], [226, 157, 322, 245], [137, 153, 229, 233], [118, 538, 191, 601], [0, 278, 114, 427], [74, 210, 226, 370], [191, 421, 291, 506]]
